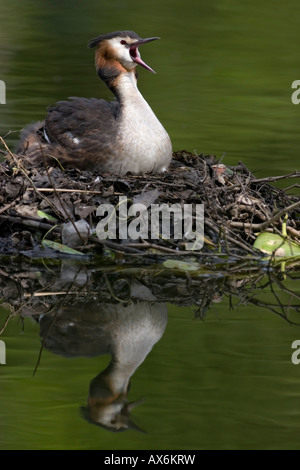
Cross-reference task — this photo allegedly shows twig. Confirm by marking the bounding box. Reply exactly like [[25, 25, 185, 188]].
[[229, 200, 300, 232], [41, 150, 87, 244], [286, 226, 300, 239], [0, 214, 61, 233], [0, 199, 19, 215], [283, 184, 300, 193], [89, 235, 144, 254], [124, 241, 191, 254], [0, 313, 15, 335], [204, 219, 256, 254], [32, 275, 78, 376], [104, 274, 131, 303], [251, 172, 300, 184], [23, 291, 95, 297], [27, 187, 104, 194], [0, 137, 62, 218]]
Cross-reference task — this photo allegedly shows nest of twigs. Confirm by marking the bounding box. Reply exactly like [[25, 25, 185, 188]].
[[0, 136, 299, 261]]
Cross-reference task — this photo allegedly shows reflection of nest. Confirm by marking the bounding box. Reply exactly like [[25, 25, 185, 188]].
[[0, 260, 299, 335], [0, 140, 299, 258]]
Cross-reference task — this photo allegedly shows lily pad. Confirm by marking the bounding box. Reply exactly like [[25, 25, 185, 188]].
[[253, 232, 300, 258], [163, 259, 201, 271]]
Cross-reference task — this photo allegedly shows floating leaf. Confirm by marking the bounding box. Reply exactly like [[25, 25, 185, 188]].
[[42, 239, 84, 256], [253, 232, 300, 258], [163, 259, 200, 271]]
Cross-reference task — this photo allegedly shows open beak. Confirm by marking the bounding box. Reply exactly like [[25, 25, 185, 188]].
[[130, 37, 160, 73]]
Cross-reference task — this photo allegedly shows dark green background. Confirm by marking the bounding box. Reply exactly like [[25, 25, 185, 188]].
[[1, 0, 300, 174], [0, 0, 300, 450]]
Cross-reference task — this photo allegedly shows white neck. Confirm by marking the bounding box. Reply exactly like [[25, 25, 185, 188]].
[[106, 301, 167, 394], [116, 71, 153, 112], [112, 71, 172, 174], [85, 301, 167, 430]]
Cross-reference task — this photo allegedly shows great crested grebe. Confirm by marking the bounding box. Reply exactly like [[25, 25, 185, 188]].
[[16, 31, 172, 174]]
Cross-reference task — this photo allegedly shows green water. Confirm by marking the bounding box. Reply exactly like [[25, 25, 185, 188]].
[[1, 0, 300, 174], [0, 0, 300, 451], [1, 271, 300, 450]]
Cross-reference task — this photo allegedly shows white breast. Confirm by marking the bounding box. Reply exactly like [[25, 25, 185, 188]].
[[113, 73, 172, 174]]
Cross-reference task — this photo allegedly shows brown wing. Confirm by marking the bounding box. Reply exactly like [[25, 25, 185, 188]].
[[45, 97, 120, 162]]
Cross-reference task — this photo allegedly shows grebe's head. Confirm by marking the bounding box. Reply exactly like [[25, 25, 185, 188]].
[[88, 31, 159, 75]]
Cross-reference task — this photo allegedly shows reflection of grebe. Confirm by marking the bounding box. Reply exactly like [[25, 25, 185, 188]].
[[38, 300, 167, 432], [17, 31, 172, 174], [81, 301, 167, 432]]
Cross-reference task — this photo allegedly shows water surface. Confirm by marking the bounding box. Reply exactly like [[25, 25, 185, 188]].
[[0, 0, 300, 451], [0, 263, 300, 450], [1, 0, 300, 175]]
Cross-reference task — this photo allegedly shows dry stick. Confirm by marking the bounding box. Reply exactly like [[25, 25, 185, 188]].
[[32, 270, 83, 376], [104, 274, 131, 303], [251, 172, 300, 184], [12, 280, 57, 317], [229, 221, 271, 230], [41, 151, 86, 244], [0, 214, 61, 233], [0, 268, 12, 278], [246, 298, 300, 325], [27, 187, 104, 194], [283, 184, 300, 192], [0, 137, 62, 218], [269, 271, 300, 302], [125, 241, 190, 254], [216, 176, 299, 196], [204, 218, 256, 254], [268, 270, 290, 319], [219, 224, 230, 253], [32, 301, 62, 376], [26, 184, 189, 193], [229, 199, 300, 232], [126, 249, 248, 259], [226, 203, 269, 221], [226, 233, 256, 255], [23, 291, 94, 298], [227, 263, 265, 275], [26, 187, 130, 198], [90, 237, 227, 257], [1, 138, 87, 244], [287, 226, 300, 239], [89, 235, 144, 254], [0, 199, 19, 215]]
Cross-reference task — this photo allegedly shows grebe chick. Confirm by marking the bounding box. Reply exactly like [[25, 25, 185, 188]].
[[16, 31, 172, 174]]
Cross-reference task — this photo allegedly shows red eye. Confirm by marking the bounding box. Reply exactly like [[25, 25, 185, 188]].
[[120, 40, 127, 45]]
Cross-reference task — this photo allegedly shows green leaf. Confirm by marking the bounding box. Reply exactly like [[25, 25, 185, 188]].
[[37, 210, 58, 223], [163, 259, 200, 271], [253, 232, 300, 258], [42, 239, 84, 256]]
